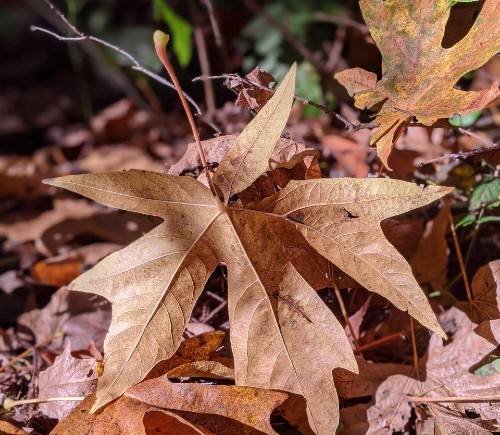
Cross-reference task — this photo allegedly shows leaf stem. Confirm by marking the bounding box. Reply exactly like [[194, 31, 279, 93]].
[[447, 210, 473, 303], [153, 31, 221, 207]]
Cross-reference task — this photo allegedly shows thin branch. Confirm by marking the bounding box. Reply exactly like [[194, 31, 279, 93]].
[[193, 73, 380, 132], [405, 395, 500, 403], [420, 143, 500, 166], [29, 0, 201, 115]]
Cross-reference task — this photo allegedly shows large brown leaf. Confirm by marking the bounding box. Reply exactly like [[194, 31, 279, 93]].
[[335, 0, 500, 167], [44, 170, 450, 432]]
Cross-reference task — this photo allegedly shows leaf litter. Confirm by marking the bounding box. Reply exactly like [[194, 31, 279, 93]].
[[1, 2, 499, 434]]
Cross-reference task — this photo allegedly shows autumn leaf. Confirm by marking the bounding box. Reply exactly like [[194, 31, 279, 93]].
[[355, 307, 500, 433], [36, 343, 99, 420], [335, 0, 500, 167], [43, 168, 451, 430], [52, 332, 287, 435], [43, 62, 452, 434], [213, 63, 296, 202]]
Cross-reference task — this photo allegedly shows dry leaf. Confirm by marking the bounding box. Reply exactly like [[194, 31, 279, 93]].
[[37, 343, 98, 420], [214, 63, 296, 201], [360, 307, 500, 433], [53, 331, 286, 435], [51, 394, 211, 435], [0, 199, 99, 248], [335, 0, 500, 167], [232, 66, 276, 112], [469, 260, 500, 322], [44, 61, 453, 433], [17, 287, 110, 352], [44, 170, 450, 432], [0, 421, 29, 435]]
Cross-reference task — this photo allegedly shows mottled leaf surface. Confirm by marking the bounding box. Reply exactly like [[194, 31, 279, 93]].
[[335, 0, 500, 167]]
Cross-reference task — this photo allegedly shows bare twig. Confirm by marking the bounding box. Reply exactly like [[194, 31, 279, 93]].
[[405, 395, 500, 403], [420, 143, 500, 166], [0, 332, 64, 373], [154, 32, 222, 207], [189, 0, 216, 118], [193, 73, 380, 132], [30, 0, 201, 115]]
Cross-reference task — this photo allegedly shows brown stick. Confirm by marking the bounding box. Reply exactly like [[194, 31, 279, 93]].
[[448, 210, 473, 303], [405, 395, 500, 403]]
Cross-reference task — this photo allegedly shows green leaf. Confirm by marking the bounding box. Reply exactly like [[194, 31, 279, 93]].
[[447, 0, 480, 9], [456, 213, 476, 228], [153, 0, 192, 67], [449, 110, 482, 128], [477, 215, 500, 225], [474, 357, 500, 376], [469, 177, 500, 211]]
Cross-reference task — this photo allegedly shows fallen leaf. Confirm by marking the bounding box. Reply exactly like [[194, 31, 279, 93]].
[[51, 394, 211, 435], [31, 258, 82, 287], [36, 342, 98, 420], [410, 199, 450, 290], [126, 375, 287, 434], [214, 63, 296, 202], [335, 0, 500, 167], [232, 66, 275, 112], [0, 421, 28, 435], [321, 134, 369, 178], [0, 199, 99, 249], [44, 63, 452, 433], [44, 169, 450, 431], [53, 331, 286, 435], [471, 260, 500, 321], [17, 287, 110, 352], [359, 307, 500, 433]]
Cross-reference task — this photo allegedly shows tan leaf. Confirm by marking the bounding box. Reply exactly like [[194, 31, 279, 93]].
[[257, 178, 452, 335], [213, 63, 296, 201], [44, 168, 451, 432], [358, 308, 500, 433], [335, 0, 500, 167], [37, 343, 98, 420]]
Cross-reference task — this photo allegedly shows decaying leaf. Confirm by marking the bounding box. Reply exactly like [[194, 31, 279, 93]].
[[213, 63, 296, 202], [335, 0, 500, 167], [354, 307, 500, 433], [470, 260, 500, 322], [43, 63, 452, 433], [53, 331, 286, 435], [36, 343, 99, 420]]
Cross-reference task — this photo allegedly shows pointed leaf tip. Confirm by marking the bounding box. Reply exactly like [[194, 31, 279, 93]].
[[153, 30, 170, 47], [42, 178, 54, 185]]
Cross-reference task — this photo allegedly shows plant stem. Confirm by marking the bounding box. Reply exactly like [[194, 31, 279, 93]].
[[405, 395, 500, 403], [153, 31, 221, 207], [0, 332, 64, 372], [448, 210, 473, 303]]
